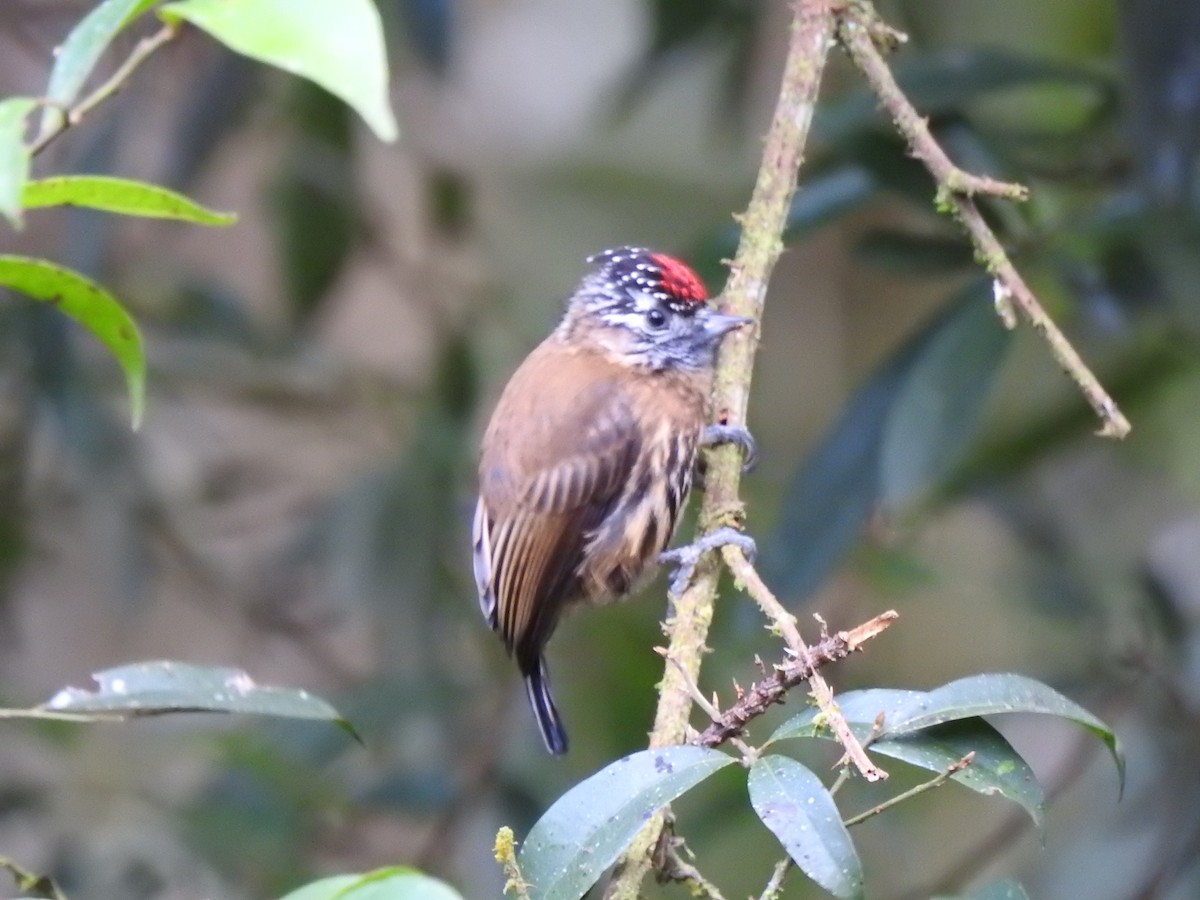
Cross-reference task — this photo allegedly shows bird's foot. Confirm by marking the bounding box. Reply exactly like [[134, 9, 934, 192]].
[[702, 424, 758, 472], [660, 526, 758, 597]]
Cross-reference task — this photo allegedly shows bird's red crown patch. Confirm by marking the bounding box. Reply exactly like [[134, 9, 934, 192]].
[[650, 253, 707, 303]]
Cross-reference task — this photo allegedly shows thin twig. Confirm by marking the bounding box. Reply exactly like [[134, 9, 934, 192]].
[[603, 2, 841, 894], [844, 752, 975, 828], [30, 22, 180, 158], [722, 545, 887, 780], [758, 858, 792, 900], [835, 1, 1130, 439], [693, 610, 897, 747], [654, 831, 730, 900], [660, 649, 757, 759]]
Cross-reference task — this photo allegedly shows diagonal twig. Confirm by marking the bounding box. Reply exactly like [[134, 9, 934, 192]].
[[835, 1, 1130, 439]]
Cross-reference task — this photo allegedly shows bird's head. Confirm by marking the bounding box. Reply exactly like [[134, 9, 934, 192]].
[[558, 247, 751, 371]]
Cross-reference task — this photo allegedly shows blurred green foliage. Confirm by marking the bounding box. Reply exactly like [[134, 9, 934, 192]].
[[2, 0, 1200, 897]]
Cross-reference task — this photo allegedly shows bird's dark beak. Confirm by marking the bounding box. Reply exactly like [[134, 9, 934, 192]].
[[702, 311, 753, 338]]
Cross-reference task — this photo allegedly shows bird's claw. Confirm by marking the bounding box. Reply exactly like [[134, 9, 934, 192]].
[[702, 424, 758, 472], [660, 526, 759, 597]]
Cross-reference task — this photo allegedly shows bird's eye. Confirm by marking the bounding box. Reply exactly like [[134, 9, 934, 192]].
[[646, 308, 667, 329]]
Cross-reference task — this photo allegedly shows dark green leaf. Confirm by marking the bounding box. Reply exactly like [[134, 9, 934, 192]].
[[0, 255, 144, 428], [784, 166, 880, 241], [160, 0, 398, 141], [887, 673, 1124, 785], [817, 49, 1111, 144], [854, 230, 974, 274], [22, 175, 236, 224], [39, 661, 347, 725], [871, 722, 1043, 826], [271, 82, 356, 323], [517, 746, 735, 900], [280, 867, 464, 900], [748, 755, 863, 899], [767, 690, 1043, 824], [880, 282, 1011, 510], [37, 0, 161, 140], [0, 98, 37, 228], [761, 286, 1009, 599]]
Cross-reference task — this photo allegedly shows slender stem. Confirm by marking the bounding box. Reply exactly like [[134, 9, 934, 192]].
[[604, 3, 841, 895], [836, 1, 1130, 439], [723, 545, 885, 779], [30, 22, 180, 158], [843, 753, 975, 828], [758, 858, 793, 900]]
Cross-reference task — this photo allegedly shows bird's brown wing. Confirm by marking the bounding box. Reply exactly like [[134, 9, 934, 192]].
[[473, 349, 639, 669]]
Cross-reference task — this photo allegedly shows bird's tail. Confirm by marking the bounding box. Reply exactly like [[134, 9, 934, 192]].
[[525, 657, 568, 755]]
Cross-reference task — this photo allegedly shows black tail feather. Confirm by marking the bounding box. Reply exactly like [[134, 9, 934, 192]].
[[524, 658, 568, 755]]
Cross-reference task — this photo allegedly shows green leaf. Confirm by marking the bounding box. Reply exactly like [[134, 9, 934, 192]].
[[748, 755, 863, 899], [887, 673, 1124, 785], [517, 746, 735, 900], [160, 0, 398, 141], [22, 175, 236, 224], [38, 661, 349, 726], [280, 867, 464, 900], [37, 0, 161, 140], [768, 690, 1043, 825], [872, 722, 1043, 825], [0, 255, 144, 429], [880, 282, 1011, 510], [0, 98, 37, 228]]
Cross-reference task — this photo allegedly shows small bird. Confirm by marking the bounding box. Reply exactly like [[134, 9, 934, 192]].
[[472, 246, 754, 754]]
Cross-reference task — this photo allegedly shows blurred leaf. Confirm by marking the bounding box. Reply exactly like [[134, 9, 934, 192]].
[[761, 284, 1008, 599], [617, 0, 761, 117], [280, 867, 463, 900], [1119, 0, 1200, 205], [0, 98, 36, 228], [271, 82, 356, 324], [390, 0, 452, 75], [881, 282, 1011, 510], [160, 0, 398, 141], [36, 0, 160, 140], [0, 255, 144, 429], [817, 49, 1111, 145], [934, 879, 1031, 900], [757, 361, 895, 600], [517, 746, 735, 899], [748, 755, 863, 899], [855, 230, 975, 274], [784, 166, 881, 241], [162, 53, 262, 188], [768, 690, 1043, 825], [36, 661, 351, 730], [22, 175, 237, 224], [0, 856, 63, 900]]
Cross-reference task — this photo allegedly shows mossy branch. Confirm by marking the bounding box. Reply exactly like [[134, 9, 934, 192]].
[[603, 1, 845, 895]]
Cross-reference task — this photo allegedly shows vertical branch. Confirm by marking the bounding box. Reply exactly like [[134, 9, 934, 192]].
[[604, 1, 841, 895]]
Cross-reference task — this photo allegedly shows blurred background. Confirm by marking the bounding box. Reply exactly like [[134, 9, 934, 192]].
[[0, 0, 1197, 897]]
